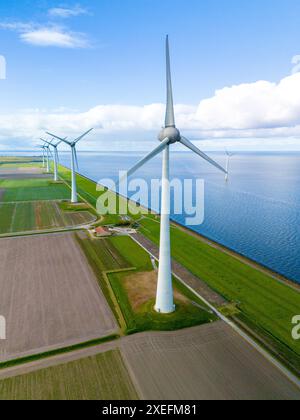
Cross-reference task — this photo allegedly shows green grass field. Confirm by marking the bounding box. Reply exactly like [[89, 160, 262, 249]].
[[0, 350, 138, 400], [0, 156, 41, 164], [0, 201, 95, 234], [0, 178, 70, 202]]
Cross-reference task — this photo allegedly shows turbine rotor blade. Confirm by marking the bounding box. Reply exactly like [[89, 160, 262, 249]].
[[46, 132, 71, 146], [165, 35, 175, 128], [42, 139, 53, 147], [119, 138, 169, 184], [180, 136, 227, 175], [73, 128, 94, 145]]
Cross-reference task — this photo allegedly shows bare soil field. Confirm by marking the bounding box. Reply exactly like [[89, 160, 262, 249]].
[[0, 233, 118, 362], [123, 271, 187, 311], [121, 321, 300, 400]]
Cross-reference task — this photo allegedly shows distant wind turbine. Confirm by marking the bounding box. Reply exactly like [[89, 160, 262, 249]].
[[36, 145, 46, 168], [120, 36, 227, 314], [46, 129, 94, 203], [40, 139, 51, 173], [42, 138, 64, 182], [225, 149, 234, 182]]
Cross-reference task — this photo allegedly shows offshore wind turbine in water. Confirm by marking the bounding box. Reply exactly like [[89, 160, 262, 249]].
[[122, 36, 227, 314], [46, 129, 94, 203], [225, 149, 234, 182]]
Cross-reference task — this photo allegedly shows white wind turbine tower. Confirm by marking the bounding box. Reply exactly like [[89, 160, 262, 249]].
[[42, 138, 63, 182], [46, 129, 94, 203], [121, 36, 227, 314], [36, 145, 46, 168], [40, 140, 51, 173], [42, 146, 46, 168], [225, 149, 234, 182]]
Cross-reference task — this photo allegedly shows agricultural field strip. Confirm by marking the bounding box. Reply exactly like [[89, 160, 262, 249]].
[[74, 235, 138, 332], [0, 322, 299, 400], [1, 200, 67, 204], [0, 178, 70, 202], [0, 350, 139, 401], [0, 233, 118, 362], [0, 201, 96, 235]]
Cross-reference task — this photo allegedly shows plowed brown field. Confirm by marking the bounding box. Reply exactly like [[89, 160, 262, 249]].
[[0, 233, 118, 362]]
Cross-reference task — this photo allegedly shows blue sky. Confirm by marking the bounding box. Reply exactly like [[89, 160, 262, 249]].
[[1, 0, 300, 150]]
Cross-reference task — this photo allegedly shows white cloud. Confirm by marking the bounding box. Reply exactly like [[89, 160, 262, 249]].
[[20, 27, 89, 48], [0, 22, 32, 31], [48, 5, 89, 18], [195, 73, 300, 132], [1, 73, 300, 150], [0, 21, 90, 48]]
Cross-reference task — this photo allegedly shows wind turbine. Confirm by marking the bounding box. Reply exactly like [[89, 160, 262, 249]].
[[36, 145, 46, 168], [40, 139, 51, 173], [225, 149, 234, 182], [46, 129, 94, 203], [42, 138, 63, 182], [120, 36, 227, 314]]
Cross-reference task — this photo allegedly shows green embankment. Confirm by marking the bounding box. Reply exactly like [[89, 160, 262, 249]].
[[58, 165, 300, 362], [0, 350, 138, 400]]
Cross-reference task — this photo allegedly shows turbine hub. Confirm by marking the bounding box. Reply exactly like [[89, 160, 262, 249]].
[[158, 127, 181, 144]]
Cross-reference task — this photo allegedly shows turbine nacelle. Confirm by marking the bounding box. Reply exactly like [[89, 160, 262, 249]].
[[158, 126, 181, 144]]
